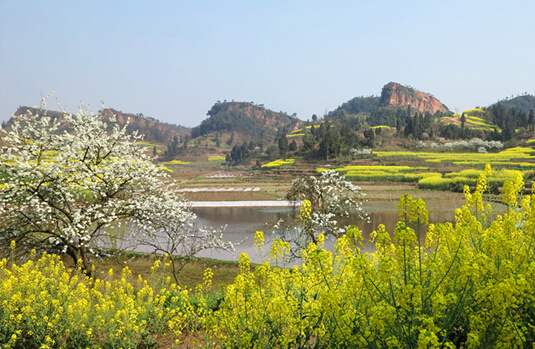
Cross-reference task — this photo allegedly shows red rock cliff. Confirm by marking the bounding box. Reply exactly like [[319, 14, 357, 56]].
[[379, 82, 449, 114]]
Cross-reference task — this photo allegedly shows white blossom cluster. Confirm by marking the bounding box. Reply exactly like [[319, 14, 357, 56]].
[[0, 100, 232, 272], [418, 139, 503, 151], [286, 170, 369, 245], [350, 148, 373, 156]]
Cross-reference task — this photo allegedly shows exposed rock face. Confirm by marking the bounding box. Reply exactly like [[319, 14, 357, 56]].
[[379, 82, 450, 114]]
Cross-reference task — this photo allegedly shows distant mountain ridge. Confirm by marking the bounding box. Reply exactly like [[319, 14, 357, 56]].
[[11, 106, 189, 143], [191, 101, 300, 140]]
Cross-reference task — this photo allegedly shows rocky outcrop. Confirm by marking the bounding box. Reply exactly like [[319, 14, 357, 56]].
[[379, 82, 450, 114]]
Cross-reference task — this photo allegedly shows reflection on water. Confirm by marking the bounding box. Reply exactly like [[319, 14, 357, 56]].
[[191, 201, 464, 264]]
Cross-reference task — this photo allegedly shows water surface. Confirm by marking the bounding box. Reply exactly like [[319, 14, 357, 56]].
[[192, 199, 467, 264]]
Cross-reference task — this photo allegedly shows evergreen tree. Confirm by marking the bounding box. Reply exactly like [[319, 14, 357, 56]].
[[404, 115, 414, 137], [227, 132, 234, 146], [363, 128, 375, 148], [289, 139, 298, 152], [279, 133, 288, 159]]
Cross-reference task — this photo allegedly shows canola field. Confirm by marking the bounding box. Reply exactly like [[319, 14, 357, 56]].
[[318, 146, 535, 190], [261, 158, 295, 169]]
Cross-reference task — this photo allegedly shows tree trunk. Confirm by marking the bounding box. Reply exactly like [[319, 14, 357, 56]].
[[79, 245, 92, 277]]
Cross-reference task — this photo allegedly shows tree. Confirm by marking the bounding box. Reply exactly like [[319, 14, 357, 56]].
[[265, 145, 280, 161], [337, 109, 348, 120], [134, 213, 233, 284], [363, 128, 375, 148], [404, 115, 414, 137], [288, 139, 298, 152], [284, 170, 368, 255], [227, 132, 234, 146], [278, 133, 288, 159], [299, 134, 316, 155], [0, 101, 231, 276]]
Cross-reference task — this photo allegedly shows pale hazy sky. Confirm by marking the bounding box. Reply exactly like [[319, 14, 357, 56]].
[[1, 1, 534, 127]]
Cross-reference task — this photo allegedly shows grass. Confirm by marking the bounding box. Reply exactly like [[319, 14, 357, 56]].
[[72, 251, 241, 291]]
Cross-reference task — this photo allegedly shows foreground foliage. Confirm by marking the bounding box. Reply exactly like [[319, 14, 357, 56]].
[[5, 165, 535, 348], [284, 170, 368, 250], [0, 252, 206, 349], [209, 165, 535, 348], [0, 100, 232, 279]]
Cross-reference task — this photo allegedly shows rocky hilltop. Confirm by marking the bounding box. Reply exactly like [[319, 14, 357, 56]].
[[380, 82, 450, 114]]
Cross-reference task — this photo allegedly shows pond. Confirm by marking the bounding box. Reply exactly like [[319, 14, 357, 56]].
[[191, 198, 469, 264]]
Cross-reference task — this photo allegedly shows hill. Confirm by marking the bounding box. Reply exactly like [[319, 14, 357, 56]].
[[492, 94, 535, 113], [327, 82, 450, 123], [190, 101, 300, 140], [10, 106, 190, 144]]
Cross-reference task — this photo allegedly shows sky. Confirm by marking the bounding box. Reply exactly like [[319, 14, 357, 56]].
[[1, 0, 534, 127]]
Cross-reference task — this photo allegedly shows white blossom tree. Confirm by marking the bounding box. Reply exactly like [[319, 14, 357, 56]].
[[284, 170, 369, 252], [0, 99, 231, 275]]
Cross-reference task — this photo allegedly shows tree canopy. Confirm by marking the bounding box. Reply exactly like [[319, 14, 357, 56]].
[[0, 101, 230, 275]]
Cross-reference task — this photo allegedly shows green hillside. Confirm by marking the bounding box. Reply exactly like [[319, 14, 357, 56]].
[[493, 95, 535, 113], [325, 95, 381, 118], [190, 101, 300, 140]]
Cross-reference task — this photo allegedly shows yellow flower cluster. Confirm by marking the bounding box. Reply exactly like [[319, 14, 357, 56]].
[[317, 165, 440, 183], [208, 155, 226, 161], [0, 254, 199, 348], [207, 165, 535, 348], [441, 110, 497, 131], [261, 158, 295, 169], [162, 160, 191, 165], [419, 167, 522, 190], [375, 147, 535, 168], [160, 165, 174, 174]]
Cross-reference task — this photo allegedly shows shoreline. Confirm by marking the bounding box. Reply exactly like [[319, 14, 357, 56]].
[[190, 200, 298, 208]]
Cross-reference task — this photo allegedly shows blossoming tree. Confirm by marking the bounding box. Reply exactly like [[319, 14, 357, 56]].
[[0, 100, 232, 276], [284, 169, 368, 253]]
